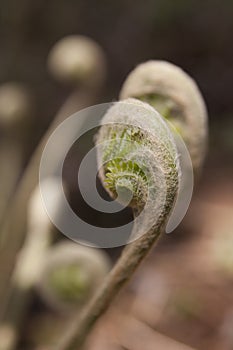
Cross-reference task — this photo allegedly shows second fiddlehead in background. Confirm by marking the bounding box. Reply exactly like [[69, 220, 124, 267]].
[[120, 60, 208, 172]]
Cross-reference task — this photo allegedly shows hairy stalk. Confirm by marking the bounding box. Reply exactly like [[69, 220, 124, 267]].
[[55, 99, 180, 350], [56, 225, 164, 350]]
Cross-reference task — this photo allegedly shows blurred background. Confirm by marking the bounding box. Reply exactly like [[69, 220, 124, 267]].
[[1, 0, 233, 172], [0, 1, 233, 349]]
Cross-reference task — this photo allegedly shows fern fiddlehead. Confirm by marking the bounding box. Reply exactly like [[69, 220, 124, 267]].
[[56, 98, 180, 350]]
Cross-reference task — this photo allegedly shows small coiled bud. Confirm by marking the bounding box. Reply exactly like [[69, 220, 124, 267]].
[[48, 35, 106, 87], [36, 242, 111, 313], [120, 61, 208, 171]]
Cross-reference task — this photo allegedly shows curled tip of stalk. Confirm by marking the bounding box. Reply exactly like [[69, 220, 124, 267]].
[[120, 61, 208, 171], [96, 98, 180, 235], [36, 242, 111, 313], [53, 99, 180, 349], [48, 35, 106, 87], [0, 82, 31, 130]]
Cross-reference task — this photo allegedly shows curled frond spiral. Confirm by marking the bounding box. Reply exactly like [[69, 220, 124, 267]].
[[95, 98, 180, 238]]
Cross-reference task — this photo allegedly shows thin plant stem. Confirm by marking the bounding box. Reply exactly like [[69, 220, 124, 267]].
[[56, 224, 164, 350]]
